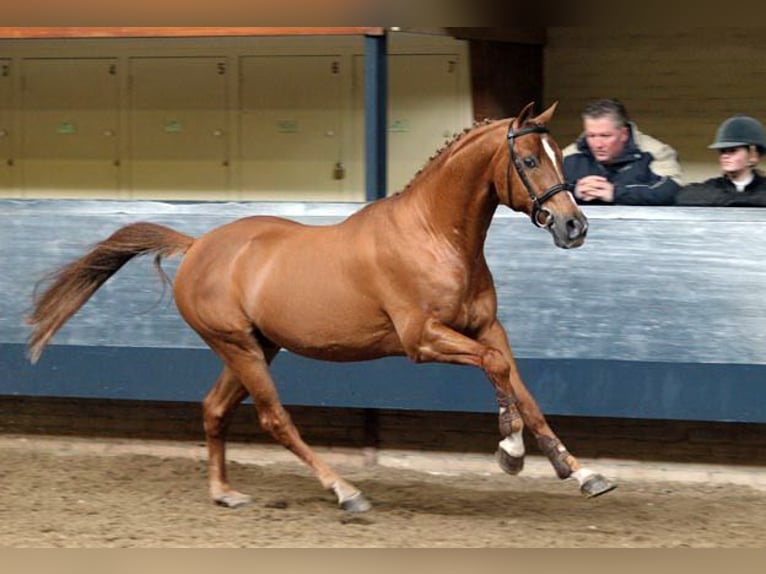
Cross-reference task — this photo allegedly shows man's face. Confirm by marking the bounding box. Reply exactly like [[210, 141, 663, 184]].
[[584, 116, 629, 164]]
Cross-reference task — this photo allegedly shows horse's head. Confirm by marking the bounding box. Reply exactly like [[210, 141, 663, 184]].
[[497, 102, 588, 249]]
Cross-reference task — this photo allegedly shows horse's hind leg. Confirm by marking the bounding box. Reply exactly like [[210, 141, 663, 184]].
[[211, 339, 372, 512], [202, 365, 251, 508]]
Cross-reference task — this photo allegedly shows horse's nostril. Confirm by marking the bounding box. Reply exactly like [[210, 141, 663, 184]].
[[566, 217, 587, 239]]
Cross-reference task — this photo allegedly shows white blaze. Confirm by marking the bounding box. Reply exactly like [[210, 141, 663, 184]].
[[541, 135, 564, 180], [542, 135, 577, 206]]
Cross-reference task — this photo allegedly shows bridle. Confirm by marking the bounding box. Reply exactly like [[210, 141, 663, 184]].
[[506, 122, 573, 228]]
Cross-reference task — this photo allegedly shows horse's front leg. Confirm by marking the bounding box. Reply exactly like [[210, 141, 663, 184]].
[[396, 317, 527, 471], [479, 320, 616, 497]]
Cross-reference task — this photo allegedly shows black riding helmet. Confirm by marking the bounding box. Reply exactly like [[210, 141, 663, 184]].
[[709, 115, 766, 153]]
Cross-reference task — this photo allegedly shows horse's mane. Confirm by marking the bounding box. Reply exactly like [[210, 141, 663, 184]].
[[398, 118, 499, 194]]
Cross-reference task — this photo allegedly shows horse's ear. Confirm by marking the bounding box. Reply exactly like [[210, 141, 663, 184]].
[[512, 102, 536, 129], [532, 101, 559, 126]]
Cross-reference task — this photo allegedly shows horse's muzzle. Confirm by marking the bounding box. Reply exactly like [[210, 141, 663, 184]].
[[549, 213, 588, 249]]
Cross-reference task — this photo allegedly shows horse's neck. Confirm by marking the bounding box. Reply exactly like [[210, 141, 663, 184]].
[[403, 141, 499, 258]]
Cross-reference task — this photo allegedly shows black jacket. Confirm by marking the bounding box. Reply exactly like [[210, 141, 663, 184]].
[[563, 129, 680, 205], [675, 172, 766, 207]]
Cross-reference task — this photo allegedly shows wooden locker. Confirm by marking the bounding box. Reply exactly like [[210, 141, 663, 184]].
[[239, 55, 344, 200], [351, 53, 465, 197], [129, 57, 229, 199], [0, 60, 12, 191], [20, 58, 119, 197]]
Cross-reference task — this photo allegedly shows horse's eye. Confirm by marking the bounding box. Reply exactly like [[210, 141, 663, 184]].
[[523, 156, 538, 169]]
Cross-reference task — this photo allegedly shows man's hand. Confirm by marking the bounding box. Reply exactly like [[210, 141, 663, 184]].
[[574, 175, 615, 203]]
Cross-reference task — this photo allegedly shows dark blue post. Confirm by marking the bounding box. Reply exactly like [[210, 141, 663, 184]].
[[364, 32, 387, 202]]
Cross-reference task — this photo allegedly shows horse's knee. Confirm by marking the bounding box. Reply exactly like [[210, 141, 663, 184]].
[[481, 348, 511, 384]]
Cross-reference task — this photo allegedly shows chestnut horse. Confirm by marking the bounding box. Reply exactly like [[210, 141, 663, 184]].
[[27, 102, 614, 513]]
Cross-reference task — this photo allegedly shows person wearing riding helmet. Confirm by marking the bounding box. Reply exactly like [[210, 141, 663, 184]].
[[563, 98, 682, 205], [676, 115, 766, 206]]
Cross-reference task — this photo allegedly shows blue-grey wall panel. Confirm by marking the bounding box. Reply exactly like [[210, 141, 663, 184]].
[[2, 343, 766, 422], [3, 200, 766, 422]]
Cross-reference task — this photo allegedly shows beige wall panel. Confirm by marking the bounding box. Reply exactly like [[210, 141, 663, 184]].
[[129, 57, 230, 199], [0, 60, 12, 190], [390, 54, 464, 195], [239, 55, 345, 200], [350, 53, 466, 196], [20, 58, 119, 197], [0, 34, 473, 201], [544, 28, 766, 183]]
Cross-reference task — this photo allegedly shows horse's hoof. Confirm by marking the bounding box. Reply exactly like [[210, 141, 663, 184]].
[[580, 474, 617, 498], [495, 447, 524, 476], [214, 491, 253, 509], [340, 492, 372, 513]]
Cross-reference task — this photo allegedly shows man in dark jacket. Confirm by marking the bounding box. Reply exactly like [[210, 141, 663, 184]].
[[675, 115, 766, 207], [563, 99, 681, 205]]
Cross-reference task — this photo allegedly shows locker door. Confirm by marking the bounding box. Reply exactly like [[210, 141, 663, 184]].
[[0, 60, 12, 191], [240, 56, 344, 200], [129, 57, 229, 199], [21, 58, 119, 197], [352, 54, 464, 196]]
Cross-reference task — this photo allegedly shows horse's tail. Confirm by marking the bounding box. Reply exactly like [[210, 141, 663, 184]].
[[26, 222, 195, 364]]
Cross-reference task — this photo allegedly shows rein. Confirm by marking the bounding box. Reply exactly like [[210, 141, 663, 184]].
[[506, 123, 573, 228]]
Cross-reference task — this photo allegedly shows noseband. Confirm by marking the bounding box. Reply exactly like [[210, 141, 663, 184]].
[[506, 123, 573, 228]]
